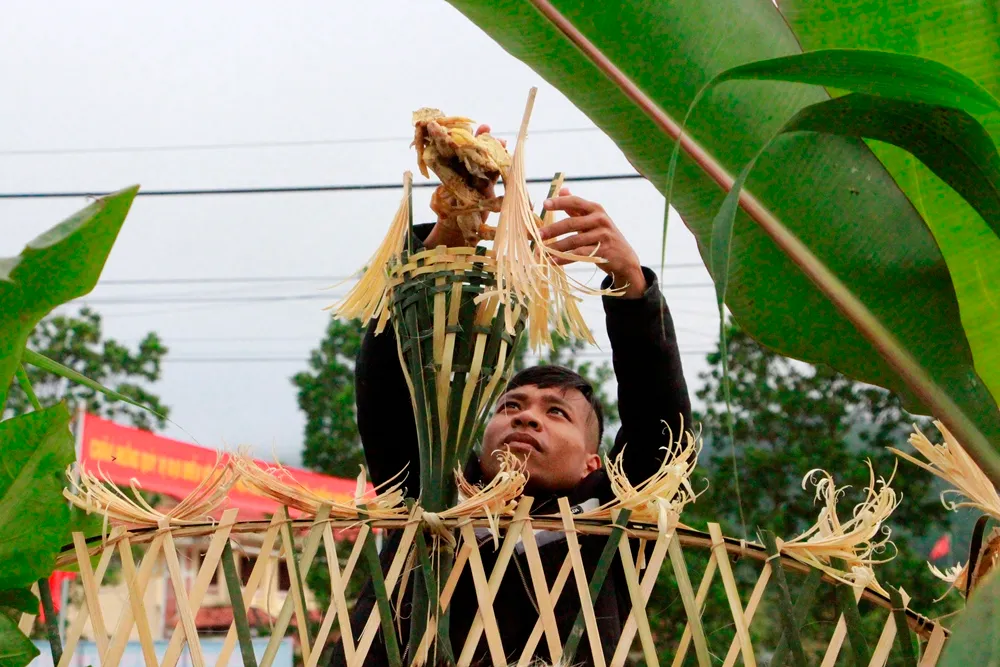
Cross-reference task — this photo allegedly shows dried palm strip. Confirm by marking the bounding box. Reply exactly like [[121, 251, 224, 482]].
[[482, 88, 611, 349], [669, 552, 718, 667], [558, 497, 607, 667], [708, 523, 756, 667], [919, 623, 947, 666], [457, 522, 508, 667], [234, 456, 406, 520], [161, 508, 240, 667], [720, 561, 772, 667], [353, 508, 420, 664], [668, 537, 711, 667], [65, 458, 237, 533], [456, 497, 534, 665], [613, 529, 673, 667], [614, 532, 659, 667], [160, 517, 208, 667], [445, 451, 527, 546], [517, 528, 570, 667], [260, 505, 331, 667], [215, 513, 283, 667], [332, 172, 413, 333], [819, 584, 866, 667], [116, 535, 158, 667], [71, 532, 110, 660], [780, 463, 899, 595], [101, 533, 164, 667], [576, 424, 701, 536]]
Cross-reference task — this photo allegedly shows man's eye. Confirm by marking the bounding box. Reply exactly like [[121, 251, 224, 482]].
[[549, 407, 568, 418], [499, 401, 519, 412]]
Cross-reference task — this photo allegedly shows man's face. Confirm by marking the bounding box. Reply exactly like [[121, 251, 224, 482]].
[[480, 384, 601, 493]]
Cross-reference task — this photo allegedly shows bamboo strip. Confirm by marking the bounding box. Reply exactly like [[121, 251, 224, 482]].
[[457, 498, 534, 665], [517, 528, 567, 667], [160, 520, 208, 667], [413, 541, 473, 665], [708, 523, 756, 667], [919, 624, 946, 666], [58, 531, 120, 667], [762, 530, 808, 667], [670, 552, 718, 667], [306, 525, 355, 667], [889, 587, 917, 667], [221, 541, 258, 667], [820, 585, 865, 667], [17, 582, 39, 636], [353, 513, 420, 664], [668, 536, 711, 667], [215, 513, 283, 667], [116, 536, 159, 667], [558, 498, 607, 667], [721, 564, 772, 667], [868, 612, 898, 667], [457, 522, 507, 667], [72, 532, 110, 660], [102, 534, 164, 667], [614, 535, 659, 667], [360, 528, 402, 667], [613, 531, 672, 667], [344, 524, 370, 583], [260, 505, 332, 667], [517, 554, 573, 667], [162, 508, 239, 667]]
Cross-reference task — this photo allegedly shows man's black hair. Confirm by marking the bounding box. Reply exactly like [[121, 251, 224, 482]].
[[505, 365, 604, 448]]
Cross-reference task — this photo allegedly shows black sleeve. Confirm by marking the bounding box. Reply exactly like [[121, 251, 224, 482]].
[[353, 224, 436, 496], [603, 267, 692, 484]]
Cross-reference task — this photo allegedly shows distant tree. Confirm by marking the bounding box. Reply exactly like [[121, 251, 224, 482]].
[[292, 318, 365, 480], [5, 307, 169, 430]]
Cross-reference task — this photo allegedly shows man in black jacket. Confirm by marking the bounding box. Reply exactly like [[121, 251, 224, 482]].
[[330, 180, 691, 666]]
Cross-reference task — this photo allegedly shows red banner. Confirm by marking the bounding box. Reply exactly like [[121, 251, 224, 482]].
[[78, 413, 362, 519]]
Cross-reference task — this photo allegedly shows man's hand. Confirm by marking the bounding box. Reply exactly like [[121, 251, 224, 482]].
[[424, 124, 505, 249], [540, 189, 648, 299]]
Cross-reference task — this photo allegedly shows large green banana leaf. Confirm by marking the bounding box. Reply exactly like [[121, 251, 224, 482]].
[[779, 0, 1000, 420], [444, 1, 1000, 448]]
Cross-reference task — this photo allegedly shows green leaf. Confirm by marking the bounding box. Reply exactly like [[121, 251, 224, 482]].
[[0, 187, 138, 410], [0, 589, 38, 616], [442, 2, 1000, 448], [715, 49, 1000, 115], [938, 569, 1000, 665], [0, 405, 75, 590], [779, 0, 1000, 428], [0, 609, 39, 667], [22, 348, 164, 419]]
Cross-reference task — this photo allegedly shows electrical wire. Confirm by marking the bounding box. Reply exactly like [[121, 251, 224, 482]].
[[0, 173, 644, 200]]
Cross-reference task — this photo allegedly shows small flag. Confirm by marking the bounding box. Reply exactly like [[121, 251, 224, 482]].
[[38, 571, 77, 621], [929, 533, 951, 561]]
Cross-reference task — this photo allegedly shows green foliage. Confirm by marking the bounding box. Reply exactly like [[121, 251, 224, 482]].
[[5, 308, 169, 430], [0, 611, 38, 667], [643, 323, 961, 662], [0, 405, 75, 591], [780, 0, 1000, 442], [442, 0, 1000, 473], [0, 589, 39, 616], [938, 569, 1000, 665], [0, 187, 137, 409], [292, 318, 365, 480]]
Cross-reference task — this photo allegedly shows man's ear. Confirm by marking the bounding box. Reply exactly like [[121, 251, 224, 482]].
[[583, 452, 602, 477]]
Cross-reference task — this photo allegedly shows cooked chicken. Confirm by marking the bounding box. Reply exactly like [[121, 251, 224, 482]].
[[412, 108, 511, 244]]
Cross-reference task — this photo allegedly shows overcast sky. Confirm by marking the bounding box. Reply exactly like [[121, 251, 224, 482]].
[[0, 2, 721, 467]]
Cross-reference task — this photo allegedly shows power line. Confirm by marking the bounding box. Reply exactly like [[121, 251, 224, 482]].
[[99, 263, 708, 286], [78, 281, 715, 305], [0, 127, 601, 158], [161, 350, 716, 364], [0, 173, 644, 200]]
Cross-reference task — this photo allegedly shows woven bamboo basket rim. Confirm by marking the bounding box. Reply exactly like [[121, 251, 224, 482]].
[[55, 513, 945, 640]]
